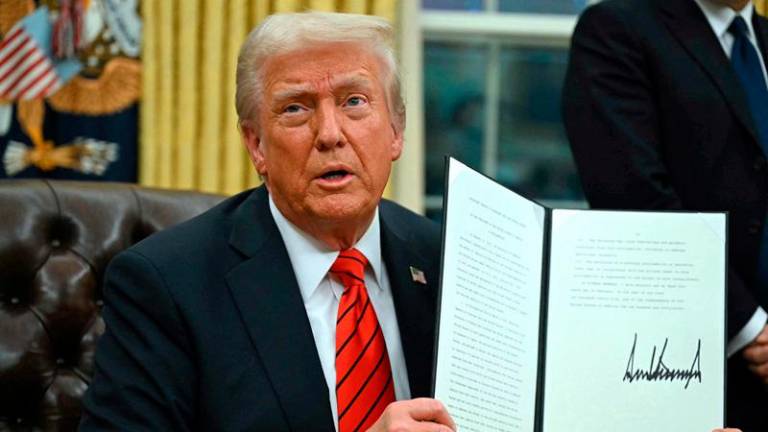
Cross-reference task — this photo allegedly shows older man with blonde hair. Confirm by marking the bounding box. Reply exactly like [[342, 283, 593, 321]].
[[80, 11, 455, 432], [79, 10, 745, 432]]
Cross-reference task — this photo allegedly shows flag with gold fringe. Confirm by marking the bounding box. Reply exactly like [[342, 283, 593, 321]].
[[0, 0, 140, 181]]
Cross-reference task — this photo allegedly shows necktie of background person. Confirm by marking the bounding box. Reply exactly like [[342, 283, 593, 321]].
[[729, 16, 768, 296], [332, 248, 396, 432], [730, 16, 768, 145]]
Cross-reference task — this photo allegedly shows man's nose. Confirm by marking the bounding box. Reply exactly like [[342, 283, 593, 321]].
[[314, 101, 343, 150]]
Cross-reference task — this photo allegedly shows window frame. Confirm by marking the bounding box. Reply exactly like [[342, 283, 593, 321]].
[[419, 7, 583, 213]]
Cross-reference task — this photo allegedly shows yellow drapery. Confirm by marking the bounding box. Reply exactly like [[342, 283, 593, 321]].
[[758, 0, 767, 15], [140, 0, 398, 195]]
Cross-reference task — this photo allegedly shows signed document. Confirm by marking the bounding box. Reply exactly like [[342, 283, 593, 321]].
[[433, 158, 726, 432]]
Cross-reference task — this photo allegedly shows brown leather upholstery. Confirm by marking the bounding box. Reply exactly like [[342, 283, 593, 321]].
[[0, 179, 225, 431]]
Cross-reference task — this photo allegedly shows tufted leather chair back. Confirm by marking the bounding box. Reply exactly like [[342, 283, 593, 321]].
[[0, 180, 225, 431]]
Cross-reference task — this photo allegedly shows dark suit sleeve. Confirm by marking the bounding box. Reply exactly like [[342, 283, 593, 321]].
[[564, 4, 681, 210], [563, 3, 760, 339], [79, 250, 195, 431]]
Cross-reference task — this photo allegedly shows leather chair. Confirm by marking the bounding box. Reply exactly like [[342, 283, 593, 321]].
[[0, 179, 225, 431]]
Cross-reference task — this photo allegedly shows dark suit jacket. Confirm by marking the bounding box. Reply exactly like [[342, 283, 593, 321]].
[[79, 186, 441, 431], [563, 0, 768, 429]]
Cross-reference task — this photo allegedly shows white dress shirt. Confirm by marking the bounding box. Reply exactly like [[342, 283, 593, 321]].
[[694, 0, 768, 356], [268, 196, 411, 431], [695, 0, 768, 86]]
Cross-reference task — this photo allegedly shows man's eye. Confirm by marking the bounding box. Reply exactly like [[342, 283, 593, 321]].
[[345, 96, 367, 107], [283, 104, 303, 114]]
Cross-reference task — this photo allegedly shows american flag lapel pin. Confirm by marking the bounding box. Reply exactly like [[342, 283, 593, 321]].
[[409, 266, 427, 285]]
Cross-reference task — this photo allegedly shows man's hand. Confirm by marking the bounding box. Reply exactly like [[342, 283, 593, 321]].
[[712, 429, 742, 432], [742, 324, 768, 383], [366, 398, 456, 432]]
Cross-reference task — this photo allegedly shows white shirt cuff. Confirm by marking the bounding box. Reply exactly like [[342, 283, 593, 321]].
[[727, 307, 768, 357]]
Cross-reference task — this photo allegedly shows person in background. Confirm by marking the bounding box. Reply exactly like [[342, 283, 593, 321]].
[[563, 0, 768, 430], [78, 12, 455, 431]]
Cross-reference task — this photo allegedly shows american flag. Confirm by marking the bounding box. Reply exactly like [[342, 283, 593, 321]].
[[409, 266, 427, 285], [0, 7, 81, 100]]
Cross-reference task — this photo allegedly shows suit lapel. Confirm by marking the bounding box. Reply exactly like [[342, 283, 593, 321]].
[[659, 0, 762, 146], [226, 187, 334, 432], [380, 207, 437, 398], [754, 13, 768, 67]]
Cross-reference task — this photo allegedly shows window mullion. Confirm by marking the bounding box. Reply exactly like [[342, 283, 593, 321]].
[[482, 41, 501, 177]]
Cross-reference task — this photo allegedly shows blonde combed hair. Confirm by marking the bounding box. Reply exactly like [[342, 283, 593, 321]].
[[235, 12, 405, 132]]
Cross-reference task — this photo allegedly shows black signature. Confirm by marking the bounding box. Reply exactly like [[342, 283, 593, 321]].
[[623, 333, 702, 389]]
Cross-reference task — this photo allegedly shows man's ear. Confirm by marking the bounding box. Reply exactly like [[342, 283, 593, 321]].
[[390, 123, 404, 161], [241, 121, 268, 176]]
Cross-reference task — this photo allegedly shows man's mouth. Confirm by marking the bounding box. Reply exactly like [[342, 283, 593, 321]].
[[316, 168, 354, 188], [320, 169, 350, 180]]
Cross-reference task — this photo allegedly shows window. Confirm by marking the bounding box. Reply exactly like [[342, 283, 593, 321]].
[[421, 0, 592, 220]]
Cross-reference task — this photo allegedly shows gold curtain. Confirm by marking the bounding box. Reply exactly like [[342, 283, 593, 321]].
[[758, 0, 767, 15], [140, 0, 398, 195]]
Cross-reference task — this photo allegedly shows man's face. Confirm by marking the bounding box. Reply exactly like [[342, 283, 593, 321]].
[[708, 0, 750, 10], [242, 42, 403, 232]]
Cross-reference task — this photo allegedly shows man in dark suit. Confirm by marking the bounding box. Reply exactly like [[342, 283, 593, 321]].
[[79, 12, 456, 432], [563, 0, 768, 430]]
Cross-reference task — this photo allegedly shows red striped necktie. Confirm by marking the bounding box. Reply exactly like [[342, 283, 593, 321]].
[[331, 248, 396, 432]]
